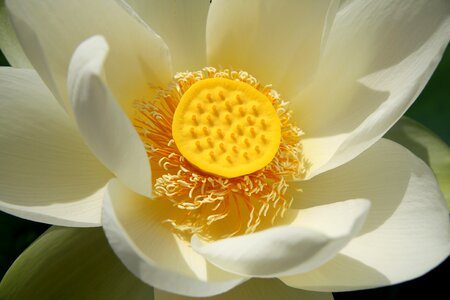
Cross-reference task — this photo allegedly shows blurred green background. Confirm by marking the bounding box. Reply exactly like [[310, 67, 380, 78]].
[[0, 43, 448, 300]]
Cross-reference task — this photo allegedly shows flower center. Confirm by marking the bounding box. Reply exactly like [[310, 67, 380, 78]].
[[172, 78, 281, 178], [133, 68, 310, 241]]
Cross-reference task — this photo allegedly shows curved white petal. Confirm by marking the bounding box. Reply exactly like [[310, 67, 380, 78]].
[[0, 67, 111, 226], [122, 0, 209, 72], [385, 117, 450, 206], [155, 279, 333, 300], [207, 0, 338, 98], [0, 2, 31, 68], [68, 36, 151, 197], [102, 179, 245, 298], [192, 199, 369, 278], [292, 0, 450, 177], [6, 0, 172, 117], [283, 139, 450, 291]]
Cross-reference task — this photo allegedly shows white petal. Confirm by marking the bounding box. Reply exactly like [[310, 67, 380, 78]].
[[207, 0, 338, 98], [68, 36, 151, 197], [122, 0, 209, 72], [102, 179, 245, 298], [6, 0, 172, 117], [155, 278, 333, 300], [283, 139, 450, 291], [0, 2, 31, 68], [0, 67, 111, 226], [385, 117, 450, 206], [292, 0, 450, 177], [192, 199, 369, 277]]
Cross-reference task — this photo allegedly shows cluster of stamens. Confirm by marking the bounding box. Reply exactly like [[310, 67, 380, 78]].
[[134, 67, 309, 241]]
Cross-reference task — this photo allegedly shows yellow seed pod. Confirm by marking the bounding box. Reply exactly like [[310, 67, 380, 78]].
[[172, 78, 281, 178]]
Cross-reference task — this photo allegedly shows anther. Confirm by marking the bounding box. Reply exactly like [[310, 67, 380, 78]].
[[219, 91, 225, 100], [245, 138, 250, 146], [236, 94, 243, 104], [250, 127, 256, 137], [203, 126, 209, 135], [239, 107, 245, 116], [233, 145, 239, 153], [206, 93, 213, 102], [231, 133, 237, 141], [227, 155, 233, 163], [243, 152, 249, 160], [191, 115, 198, 125], [247, 116, 254, 125], [197, 103, 204, 113], [196, 141, 202, 150], [255, 145, 261, 153], [220, 143, 226, 152], [225, 114, 232, 124], [207, 137, 213, 146]]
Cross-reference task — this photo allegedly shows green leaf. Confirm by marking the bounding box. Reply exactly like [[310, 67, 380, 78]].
[[0, 227, 154, 300], [0, 0, 32, 68], [385, 117, 450, 208]]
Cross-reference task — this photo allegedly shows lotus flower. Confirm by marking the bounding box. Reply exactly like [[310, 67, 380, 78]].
[[1, 0, 449, 299]]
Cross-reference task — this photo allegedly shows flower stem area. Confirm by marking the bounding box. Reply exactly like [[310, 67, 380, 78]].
[[1, 45, 448, 298]]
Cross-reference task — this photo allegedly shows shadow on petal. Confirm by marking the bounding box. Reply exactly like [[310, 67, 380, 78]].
[[282, 254, 390, 292]]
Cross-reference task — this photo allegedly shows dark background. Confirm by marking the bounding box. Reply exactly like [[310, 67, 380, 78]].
[[0, 45, 449, 299]]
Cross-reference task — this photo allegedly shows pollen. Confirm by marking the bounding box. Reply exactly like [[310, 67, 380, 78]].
[[172, 78, 281, 178]]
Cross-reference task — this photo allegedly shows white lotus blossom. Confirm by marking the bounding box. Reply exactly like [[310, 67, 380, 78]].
[[0, 0, 449, 299]]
